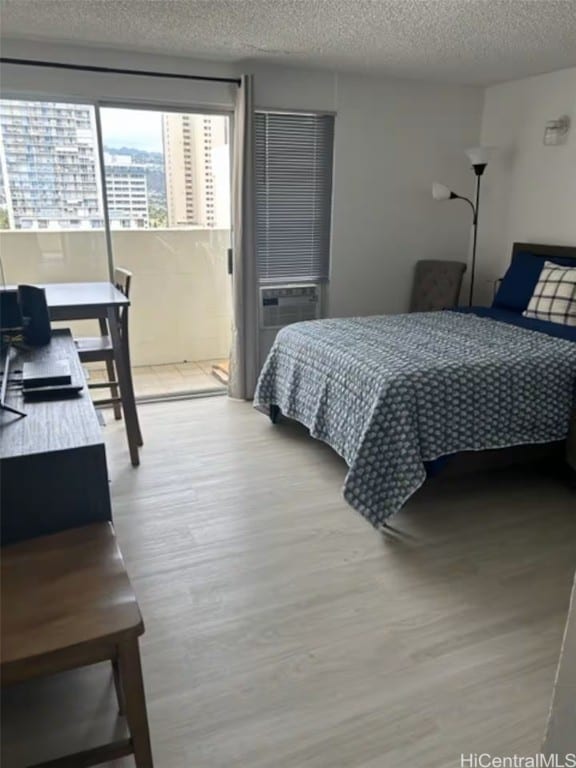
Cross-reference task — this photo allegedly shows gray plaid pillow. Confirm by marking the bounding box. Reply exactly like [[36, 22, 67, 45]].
[[523, 261, 576, 326]]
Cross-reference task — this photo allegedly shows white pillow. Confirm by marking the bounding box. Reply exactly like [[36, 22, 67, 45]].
[[523, 261, 576, 327]]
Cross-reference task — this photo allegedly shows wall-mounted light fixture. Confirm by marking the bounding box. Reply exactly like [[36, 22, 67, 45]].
[[544, 115, 571, 146]]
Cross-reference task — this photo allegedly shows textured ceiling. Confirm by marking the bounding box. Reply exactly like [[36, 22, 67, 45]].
[[1, 0, 576, 85]]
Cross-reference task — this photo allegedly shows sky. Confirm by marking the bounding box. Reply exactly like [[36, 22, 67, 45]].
[[100, 108, 163, 152]]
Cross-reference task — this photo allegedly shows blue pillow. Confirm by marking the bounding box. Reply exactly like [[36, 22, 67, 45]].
[[493, 251, 576, 313]]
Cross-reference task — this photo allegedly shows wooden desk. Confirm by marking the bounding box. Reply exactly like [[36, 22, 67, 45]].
[[42, 282, 140, 466], [0, 329, 112, 546]]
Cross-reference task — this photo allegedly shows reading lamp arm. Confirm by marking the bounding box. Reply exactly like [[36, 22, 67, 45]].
[[452, 193, 477, 224]]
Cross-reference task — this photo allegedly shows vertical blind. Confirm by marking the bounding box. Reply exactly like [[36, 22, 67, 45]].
[[255, 111, 334, 283]]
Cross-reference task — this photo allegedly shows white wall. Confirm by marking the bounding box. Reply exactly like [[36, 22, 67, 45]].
[[478, 67, 576, 302], [330, 74, 482, 316], [0, 39, 484, 319]]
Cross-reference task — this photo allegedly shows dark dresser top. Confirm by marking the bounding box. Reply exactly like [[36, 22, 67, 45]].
[[0, 329, 103, 460]]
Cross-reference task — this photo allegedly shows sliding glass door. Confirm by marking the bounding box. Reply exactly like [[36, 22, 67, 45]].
[[0, 98, 233, 398], [98, 106, 232, 397]]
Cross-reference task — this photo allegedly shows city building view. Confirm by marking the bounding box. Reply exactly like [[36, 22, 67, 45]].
[[104, 153, 149, 229], [0, 101, 103, 230], [163, 112, 230, 228], [0, 99, 231, 231]]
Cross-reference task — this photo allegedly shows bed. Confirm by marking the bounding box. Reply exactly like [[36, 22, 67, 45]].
[[254, 243, 576, 528]]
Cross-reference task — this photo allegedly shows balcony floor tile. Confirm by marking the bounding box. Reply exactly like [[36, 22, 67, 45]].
[[86, 361, 227, 398]]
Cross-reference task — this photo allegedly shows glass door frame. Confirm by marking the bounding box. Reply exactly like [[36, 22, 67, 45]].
[[95, 100, 235, 399], [95, 99, 235, 280]]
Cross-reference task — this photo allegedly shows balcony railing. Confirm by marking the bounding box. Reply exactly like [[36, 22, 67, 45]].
[[0, 228, 232, 371]]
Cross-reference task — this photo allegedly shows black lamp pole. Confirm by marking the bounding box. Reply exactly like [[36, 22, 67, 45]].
[[448, 160, 486, 306], [468, 162, 486, 306], [433, 149, 491, 307]]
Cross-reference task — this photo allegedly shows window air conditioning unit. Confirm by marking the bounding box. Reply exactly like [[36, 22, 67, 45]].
[[259, 284, 320, 329], [258, 284, 321, 368]]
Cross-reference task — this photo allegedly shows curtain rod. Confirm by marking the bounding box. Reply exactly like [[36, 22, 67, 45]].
[[0, 57, 241, 86]]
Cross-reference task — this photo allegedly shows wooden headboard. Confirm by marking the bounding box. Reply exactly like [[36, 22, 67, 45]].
[[512, 242, 576, 263]]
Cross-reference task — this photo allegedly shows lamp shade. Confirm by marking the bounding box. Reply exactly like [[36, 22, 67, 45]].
[[465, 146, 491, 167], [432, 182, 452, 201]]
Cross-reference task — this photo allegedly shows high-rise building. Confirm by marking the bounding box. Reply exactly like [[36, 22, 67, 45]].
[[0, 100, 104, 230], [162, 114, 230, 229], [104, 153, 149, 229], [0, 101, 230, 232]]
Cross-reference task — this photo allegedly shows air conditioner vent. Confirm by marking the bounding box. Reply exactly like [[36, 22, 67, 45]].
[[259, 285, 320, 329]]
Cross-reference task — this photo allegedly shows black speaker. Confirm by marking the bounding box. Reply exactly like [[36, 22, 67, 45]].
[[17, 285, 52, 346], [1, 289, 23, 332]]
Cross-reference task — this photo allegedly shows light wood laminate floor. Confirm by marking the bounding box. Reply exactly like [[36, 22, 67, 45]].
[[2, 397, 576, 767]]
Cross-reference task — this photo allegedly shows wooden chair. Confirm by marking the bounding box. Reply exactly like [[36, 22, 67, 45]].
[[1, 523, 154, 768], [76, 267, 143, 449]]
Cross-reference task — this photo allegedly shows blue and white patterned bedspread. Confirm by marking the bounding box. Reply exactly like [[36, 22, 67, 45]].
[[254, 312, 576, 527]]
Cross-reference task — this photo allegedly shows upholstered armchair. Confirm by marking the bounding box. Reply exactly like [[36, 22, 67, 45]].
[[409, 260, 467, 312]]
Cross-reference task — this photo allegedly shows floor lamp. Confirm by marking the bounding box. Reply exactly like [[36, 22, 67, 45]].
[[432, 147, 491, 306]]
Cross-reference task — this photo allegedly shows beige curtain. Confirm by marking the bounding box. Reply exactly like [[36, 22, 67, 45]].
[[229, 74, 258, 400]]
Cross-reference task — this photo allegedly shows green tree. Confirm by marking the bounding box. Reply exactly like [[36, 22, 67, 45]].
[[148, 204, 168, 229], [0, 208, 10, 230]]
